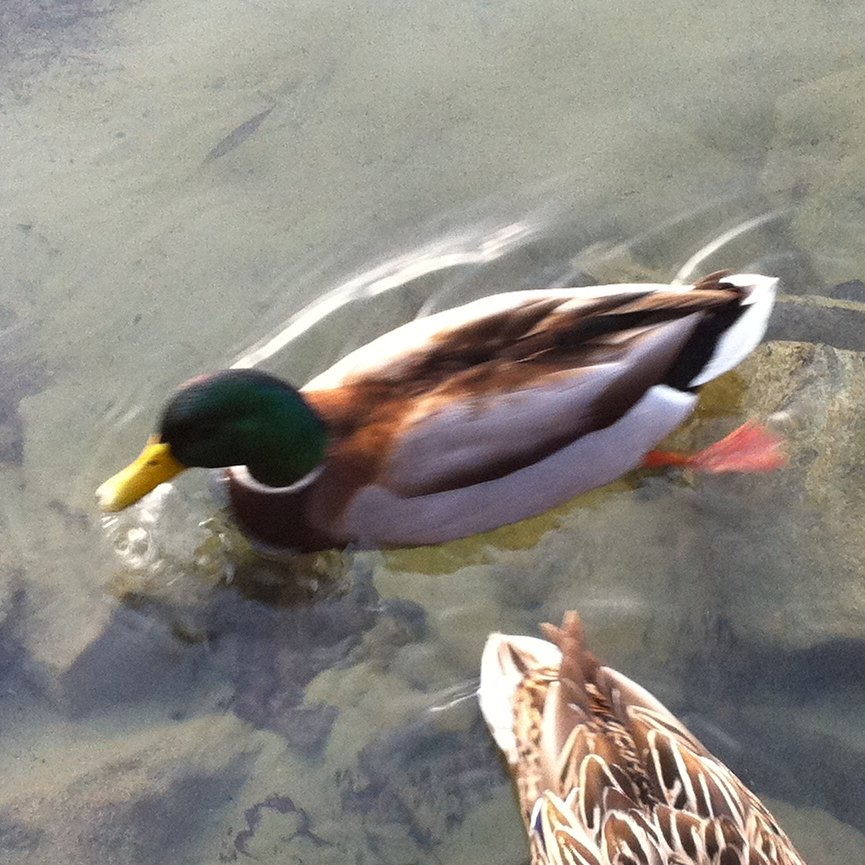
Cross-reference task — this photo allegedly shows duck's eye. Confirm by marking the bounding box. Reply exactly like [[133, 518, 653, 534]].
[[162, 425, 218, 454]]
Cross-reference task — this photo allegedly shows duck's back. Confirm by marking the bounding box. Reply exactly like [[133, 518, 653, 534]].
[[300, 272, 776, 547]]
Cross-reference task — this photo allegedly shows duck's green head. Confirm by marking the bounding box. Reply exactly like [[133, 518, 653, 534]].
[[96, 370, 328, 512]]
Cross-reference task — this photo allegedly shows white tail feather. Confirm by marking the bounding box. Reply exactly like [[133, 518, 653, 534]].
[[478, 633, 562, 761], [688, 273, 778, 387]]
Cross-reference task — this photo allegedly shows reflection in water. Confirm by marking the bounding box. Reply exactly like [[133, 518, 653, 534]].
[[673, 207, 790, 284], [231, 220, 537, 369]]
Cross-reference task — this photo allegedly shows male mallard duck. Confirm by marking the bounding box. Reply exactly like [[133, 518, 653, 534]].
[[479, 611, 808, 865], [97, 270, 780, 552]]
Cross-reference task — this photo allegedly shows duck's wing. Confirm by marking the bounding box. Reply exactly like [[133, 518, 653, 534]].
[[306, 273, 776, 494], [301, 273, 775, 545], [480, 612, 808, 865], [589, 669, 808, 865], [304, 272, 775, 397]]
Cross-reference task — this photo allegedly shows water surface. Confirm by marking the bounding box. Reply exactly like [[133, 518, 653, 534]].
[[2, 1, 865, 863]]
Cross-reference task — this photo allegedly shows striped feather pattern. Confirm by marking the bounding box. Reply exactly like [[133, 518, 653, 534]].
[[479, 612, 808, 865]]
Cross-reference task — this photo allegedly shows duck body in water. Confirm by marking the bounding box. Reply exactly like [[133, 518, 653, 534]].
[[97, 270, 780, 552]]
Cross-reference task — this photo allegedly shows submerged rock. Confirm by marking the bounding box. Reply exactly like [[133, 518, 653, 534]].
[[0, 714, 262, 865], [339, 716, 516, 863], [768, 799, 865, 865], [705, 340, 865, 651], [0, 302, 51, 471], [537, 339, 865, 662]]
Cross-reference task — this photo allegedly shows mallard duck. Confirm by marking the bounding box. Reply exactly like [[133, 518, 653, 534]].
[[479, 611, 807, 865], [97, 270, 780, 552]]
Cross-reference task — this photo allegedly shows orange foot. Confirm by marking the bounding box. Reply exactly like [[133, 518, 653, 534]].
[[643, 421, 786, 474]]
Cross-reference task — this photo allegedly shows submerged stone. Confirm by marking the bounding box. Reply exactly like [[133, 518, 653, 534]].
[[0, 715, 263, 865]]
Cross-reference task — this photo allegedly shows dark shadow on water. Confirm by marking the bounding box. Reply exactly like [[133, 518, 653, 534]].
[[683, 632, 865, 834], [54, 560, 428, 756], [343, 714, 510, 858]]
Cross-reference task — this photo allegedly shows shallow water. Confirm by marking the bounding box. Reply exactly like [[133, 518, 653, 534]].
[[3, 1, 865, 863]]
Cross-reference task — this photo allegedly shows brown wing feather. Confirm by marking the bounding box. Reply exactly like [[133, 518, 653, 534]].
[[490, 612, 809, 865], [304, 282, 748, 502], [310, 280, 745, 417]]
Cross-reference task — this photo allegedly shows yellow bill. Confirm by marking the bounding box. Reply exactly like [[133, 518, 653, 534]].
[[96, 436, 187, 512]]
